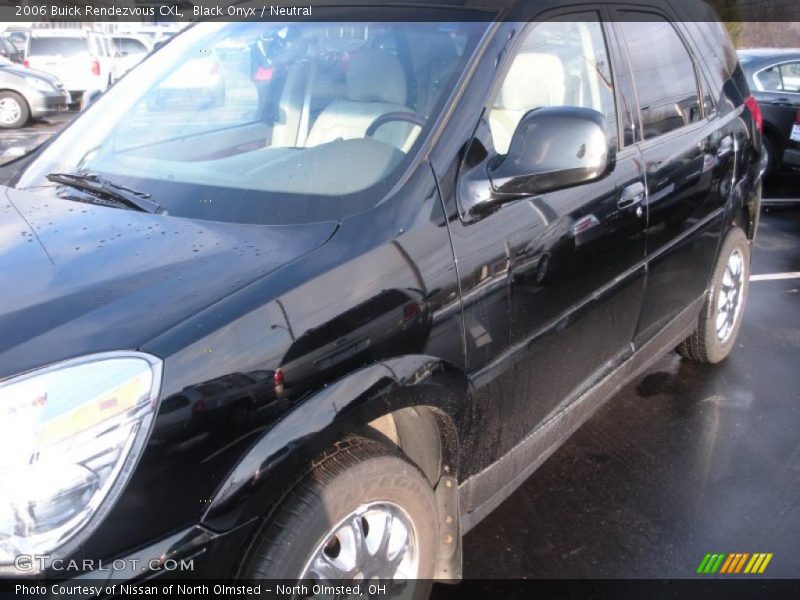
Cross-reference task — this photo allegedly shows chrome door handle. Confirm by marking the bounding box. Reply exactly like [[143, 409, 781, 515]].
[[618, 181, 645, 209]]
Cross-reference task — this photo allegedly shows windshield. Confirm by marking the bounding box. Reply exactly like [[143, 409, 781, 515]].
[[15, 21, 485, 225]]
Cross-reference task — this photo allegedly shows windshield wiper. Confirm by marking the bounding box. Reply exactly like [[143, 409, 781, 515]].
[[46, 172, 167, 215]]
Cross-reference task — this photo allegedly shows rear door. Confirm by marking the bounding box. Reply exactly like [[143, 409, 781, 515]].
[[612, 10, 732, 344]]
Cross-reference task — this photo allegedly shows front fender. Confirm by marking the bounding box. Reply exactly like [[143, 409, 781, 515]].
[[201, 354, 469, 532]]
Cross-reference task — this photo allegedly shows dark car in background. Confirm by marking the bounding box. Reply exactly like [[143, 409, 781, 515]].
[[0, 56, 69, 128], [738, 49, 800, 176], [0, 1, 762, 592]]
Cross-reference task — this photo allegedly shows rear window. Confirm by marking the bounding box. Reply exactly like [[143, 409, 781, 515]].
[[30, 36, 88, 58]]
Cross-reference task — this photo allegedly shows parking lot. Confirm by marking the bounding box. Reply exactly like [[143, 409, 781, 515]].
[[2, 116, 798, 588]]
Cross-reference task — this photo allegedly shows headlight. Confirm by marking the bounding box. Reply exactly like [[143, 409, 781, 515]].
[[0, 352, 162, 570], [24, 76, 56, 93]]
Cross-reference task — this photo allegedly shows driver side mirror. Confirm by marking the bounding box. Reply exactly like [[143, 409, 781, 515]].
[[460, 106, 615, 217]]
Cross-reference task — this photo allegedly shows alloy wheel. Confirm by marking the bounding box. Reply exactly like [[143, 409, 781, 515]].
[[716, 248, 745, 343], [0, 97, 21, 126], [300, 501, 419, 582]]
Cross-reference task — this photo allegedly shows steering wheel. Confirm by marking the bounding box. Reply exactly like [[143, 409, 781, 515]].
[[365, 112, 427, 137]]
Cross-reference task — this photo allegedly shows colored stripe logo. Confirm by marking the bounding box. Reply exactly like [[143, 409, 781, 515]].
[[697, 553, 773, 574]]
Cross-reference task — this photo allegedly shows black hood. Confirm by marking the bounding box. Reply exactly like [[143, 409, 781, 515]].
[[0, 186, 337, 379]]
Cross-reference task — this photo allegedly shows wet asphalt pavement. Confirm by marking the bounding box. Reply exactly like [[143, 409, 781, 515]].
[[1, 116, 798, 588]]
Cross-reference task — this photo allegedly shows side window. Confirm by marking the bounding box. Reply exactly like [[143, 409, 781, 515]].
[[618, 16, 702, 139], [778, 62, 800, 93], [488, 14, 618, 154], [756, 62, 800, 93]]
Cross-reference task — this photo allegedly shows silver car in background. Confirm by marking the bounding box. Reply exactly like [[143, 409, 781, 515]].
[[0, 56, 69, 128]]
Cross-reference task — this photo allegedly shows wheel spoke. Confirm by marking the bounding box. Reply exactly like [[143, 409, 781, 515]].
[[309, 550, 350, 580], [716, 310, 727, 332], [387, 518, 409, 561], [715, 247, 746, 343], [376, 512, 394, 557], [352, 516, 368, 565]]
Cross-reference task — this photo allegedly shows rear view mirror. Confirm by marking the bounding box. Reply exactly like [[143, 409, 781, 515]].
[[459, 106, 615, 218], [489, 106, 615, 196]]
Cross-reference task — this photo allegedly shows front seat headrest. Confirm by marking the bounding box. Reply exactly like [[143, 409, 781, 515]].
[[496, 52, 565, 111], [346, 49, 408, 105]]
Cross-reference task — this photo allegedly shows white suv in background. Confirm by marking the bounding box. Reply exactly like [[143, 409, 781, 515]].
[[24, 29, 113, 105]]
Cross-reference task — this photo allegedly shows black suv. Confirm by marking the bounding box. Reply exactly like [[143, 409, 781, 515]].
[[0, 1, 762, 589]]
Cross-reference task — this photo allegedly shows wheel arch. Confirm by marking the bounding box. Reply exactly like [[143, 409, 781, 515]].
[[0, 88, 29, 106], [201, 354, 470, 533]]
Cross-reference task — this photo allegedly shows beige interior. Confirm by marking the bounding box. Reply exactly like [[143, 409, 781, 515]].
[[489, 53, 566, 154], [304, 49, 420, 152]]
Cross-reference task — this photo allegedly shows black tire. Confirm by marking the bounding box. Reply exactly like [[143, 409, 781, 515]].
[[241, 436, 439, 587], [0, 91, 29, 129], [677, 227, 750, 364]]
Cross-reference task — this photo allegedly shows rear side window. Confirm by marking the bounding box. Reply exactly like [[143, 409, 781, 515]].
[[30, 37, 88, 58], [618, 16, 702, 139], [757, 62, 800, 93]]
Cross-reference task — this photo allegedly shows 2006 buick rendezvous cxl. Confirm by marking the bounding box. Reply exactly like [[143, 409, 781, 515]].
[[0, 0, 763, 590]]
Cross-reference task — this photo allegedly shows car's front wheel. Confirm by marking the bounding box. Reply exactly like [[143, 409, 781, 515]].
[[0, 91, 29, 128], [677, 226, 750, 364], [241, 436, 439, 592]]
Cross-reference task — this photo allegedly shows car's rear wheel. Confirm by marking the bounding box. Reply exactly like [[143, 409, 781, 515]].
[[241, 436, 438, 593], [0, 91, 29, 128], [677, 227, 750, 364]]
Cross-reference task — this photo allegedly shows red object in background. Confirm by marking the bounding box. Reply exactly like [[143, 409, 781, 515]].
[[744, 96, 763, 133], [23, 58, 29, 68], [273, 368, 284, 387], [90, 58, 101, 76], [402, 302, 422, 323], [253, 66, 273, 81], [795, 109, 800, 125]]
